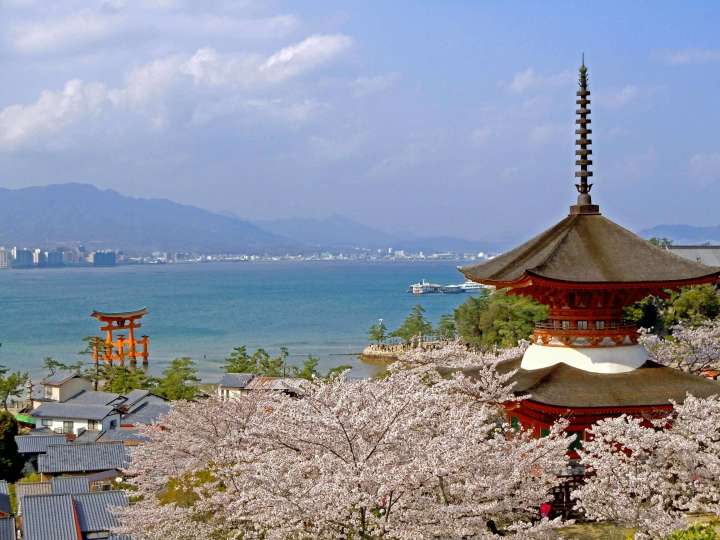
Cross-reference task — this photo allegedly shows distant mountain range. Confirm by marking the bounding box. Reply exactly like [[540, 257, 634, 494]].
[[0, 184, 497, 254], [640, 224, 720, 245]]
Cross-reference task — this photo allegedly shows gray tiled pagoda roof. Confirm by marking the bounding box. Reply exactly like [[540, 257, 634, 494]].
[[15, 434, 67, 454], [39, 442, 130, 474], [51, 476, 91, 494], [32, 402, 116, 421], [0, 517, 14, 540], [219, 373, 254, 388], [458, 356, 720, 408], [460, 213, 720, 285]]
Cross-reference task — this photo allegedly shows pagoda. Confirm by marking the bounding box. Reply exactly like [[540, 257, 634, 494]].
[[459, 61, 720, 441]]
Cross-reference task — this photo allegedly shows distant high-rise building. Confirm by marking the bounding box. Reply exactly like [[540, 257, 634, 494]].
[[0, 249, 9, 269], [46, 250, 64, 267], [33, 248, 47, 267], [91, 250, 117, 267], [12, 248, 34, 268]]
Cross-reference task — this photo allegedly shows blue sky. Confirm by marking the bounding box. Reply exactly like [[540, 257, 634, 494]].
[[0, 1, 719, 243]]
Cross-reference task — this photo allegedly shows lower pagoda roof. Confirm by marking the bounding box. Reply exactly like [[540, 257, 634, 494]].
[[460, 213, 720, 287], [458, 356, 720, 409]]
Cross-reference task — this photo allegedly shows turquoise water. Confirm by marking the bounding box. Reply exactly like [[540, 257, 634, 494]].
[[0, 261, 478, 380]]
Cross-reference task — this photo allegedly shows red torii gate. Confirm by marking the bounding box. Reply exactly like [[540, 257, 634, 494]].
[[90, 308, 149, 368]]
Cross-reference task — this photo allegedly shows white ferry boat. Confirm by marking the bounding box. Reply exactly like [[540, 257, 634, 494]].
[[409, 280, 441, 295]]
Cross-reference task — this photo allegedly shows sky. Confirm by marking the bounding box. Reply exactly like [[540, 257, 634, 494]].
[[0, 1, 719, 243]]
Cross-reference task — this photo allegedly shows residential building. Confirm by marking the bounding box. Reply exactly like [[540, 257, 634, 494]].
[[91, 250, 117, 267], [11, 247, 34, 268], [668, 245, 720, 267], [217, 373, 305, 400], [46, 250, 64, 267], [217, 373, 255, 400], [38, 441, 130, 479], [0, 249, 8, 269]]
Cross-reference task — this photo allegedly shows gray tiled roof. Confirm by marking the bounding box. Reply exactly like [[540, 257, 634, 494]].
[[74, 429, 103, 444], [122, 401, 171, 426], [219, 373, 254, 388], [32, 402, 116, 421], [74, 491, 128, 532], [99, 428, 149, 443], [0, 517, 15, 540], [51, 476, 91, 494], [22, 494, 79, 540], [123, 389, 151, 407], [39, 442, 130, 474], [64, 390, 121, 406], [15, 482, 52, 516], [42, 371, 81, 385], [0, 482, 8, 515], [15, 435, 67, 454]]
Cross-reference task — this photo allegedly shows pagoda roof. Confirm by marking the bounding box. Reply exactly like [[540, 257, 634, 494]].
[[461, 356, 720, 409], [460, 213, 720, 286]]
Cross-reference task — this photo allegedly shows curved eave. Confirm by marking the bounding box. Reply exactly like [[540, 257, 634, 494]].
[[461, 268, 720, 291], [91, 308, 149, 320]]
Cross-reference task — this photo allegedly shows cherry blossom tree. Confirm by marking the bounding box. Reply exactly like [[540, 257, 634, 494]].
[[639, 320, 720, 375], [572, 395, 720, 539], [117, 344, 571, 539]]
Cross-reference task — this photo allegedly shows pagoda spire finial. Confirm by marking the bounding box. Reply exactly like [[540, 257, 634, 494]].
[[570, 56, 600, 215]]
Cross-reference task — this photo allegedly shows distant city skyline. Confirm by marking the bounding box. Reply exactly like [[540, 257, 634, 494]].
[[1, 1, 719, 242]]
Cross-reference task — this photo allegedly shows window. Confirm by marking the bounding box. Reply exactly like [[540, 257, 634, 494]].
[[44, 386, 53, 399], [561, 320, 570, 330], [41, 419, 52, 427], [109, 420, 117, 429], [595, 320, 605, 330], [577, 321, 588, 330], [63, 421, 74, 434], [88, 420, 99, 431]]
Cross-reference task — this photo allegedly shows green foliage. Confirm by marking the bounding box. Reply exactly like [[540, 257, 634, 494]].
[[42, 357, 83, 377], [290, 356, 320, 380], [435, 314, 456, 340], [368, 320, 388, 344], [626, 285, 720, 333], [158, 470, 216, 508], [224, 346, 288, 376], [391, 304, 433, 344], [155, 358, 200, 401], [454, 291, 548, 349], [665, 285, 720, 327], [0, 367, 29, 410], [101, 365, 155, 394], [649, 237, 673, 248], [667, 524, 718, 540], [0, 411, 23, 481]]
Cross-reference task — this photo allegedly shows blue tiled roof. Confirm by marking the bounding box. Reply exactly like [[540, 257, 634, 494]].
[[0, 482, 8, 515], [42, 371, 81, 385], [0, 517, 15, 540], [74, 491, 128, 532], [64, 390, 121, 406], [219, 373, 254, 388], [39, 442, 130, 474], [32, 402, 116, 421], [51, 476, 91, 494], [122, 401, 171, 426], [22, 494, 79, 540], [15, 435, 67, 454]]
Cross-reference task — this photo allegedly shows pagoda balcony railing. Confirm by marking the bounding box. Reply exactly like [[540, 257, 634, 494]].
[[532, 320, 639, 348], [534, 321, 637, 330]]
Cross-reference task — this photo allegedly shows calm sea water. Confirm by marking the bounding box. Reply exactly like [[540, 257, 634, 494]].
[[0, 261, 478, 380]]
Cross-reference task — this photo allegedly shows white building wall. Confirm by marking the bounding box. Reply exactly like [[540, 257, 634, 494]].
[[37, 413, 120, 435]]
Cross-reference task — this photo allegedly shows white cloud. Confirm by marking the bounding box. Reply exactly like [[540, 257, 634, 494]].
[[601, 85, 639, 108], [12, 10, 122, 53], [0, 79, 110, 148], [352, 73, 400, 97], [665, 49, 720, 65], [260, 34, 353, 82], [529, 123, 567, 144], [507, 68, 574, 94], [689, 152, 720, 186]]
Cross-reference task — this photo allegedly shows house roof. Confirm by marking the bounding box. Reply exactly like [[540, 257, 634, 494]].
[[65, 389, 121, 406], [669, 245, 720, 267], [22, 491, 128, 540], [0, 517, 14, 540], [122, 400, 171, 426], [74, 491, 128, 532], [460, 213, 720, 286], [15, 482, 52, 501], [123, 389, 152, 408], [15, 435, 67, 454], [51, 476, 91, 494], [39, 442, 130, 474], [31, 402, 117, 421], [456, 356, 720, 408], [245, 376, 305, 392], [42, 370, 82, 386], [22, 494, 79, 540], [99, 427, 149, 444], [0, 482, 9, 516], [219, 373, 254, 388]]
